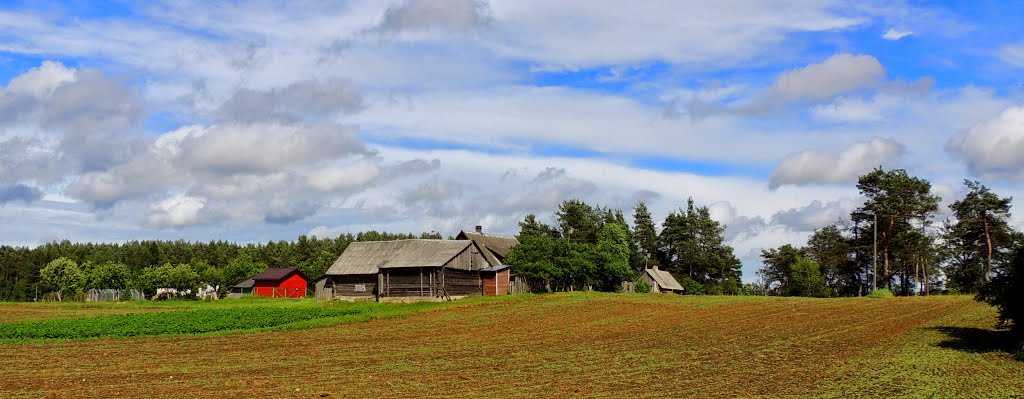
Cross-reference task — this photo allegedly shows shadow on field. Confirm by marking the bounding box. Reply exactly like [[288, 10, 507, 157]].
[[928, 326, 1016, 354]]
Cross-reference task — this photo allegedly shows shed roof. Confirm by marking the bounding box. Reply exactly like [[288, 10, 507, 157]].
[[252, 267, 308, 282], [230, 276, 256, 289], [481, 264, 510, 272], [644, 268, 684, 291], [455, 230, 519, 266], [325, 239, 472, 275]]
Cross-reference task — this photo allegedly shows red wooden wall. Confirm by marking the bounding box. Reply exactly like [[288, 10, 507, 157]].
[[253, 273, 308, 298], [482, 269, 509, 296]]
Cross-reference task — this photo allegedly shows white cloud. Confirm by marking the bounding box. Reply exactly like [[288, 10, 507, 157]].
[[4, 61, 77, 98], [947, 106, 1024, 181], [484, 0, 864, 68], [147, 194, 205, 228], [882, 29, 913, 40], [999, 42, 1024, 67], [770, 138, 905, 188], [752, 54, 885, 109]]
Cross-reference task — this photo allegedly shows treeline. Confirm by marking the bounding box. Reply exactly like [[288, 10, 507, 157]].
[[507, 198, 743, 294], [0, 231, 441, 301], [759, 169, 1023, 299]]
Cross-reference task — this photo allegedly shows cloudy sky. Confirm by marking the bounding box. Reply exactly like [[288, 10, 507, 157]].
[[1, 1, 1023, 280]]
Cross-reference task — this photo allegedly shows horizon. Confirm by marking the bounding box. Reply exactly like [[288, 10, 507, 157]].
[[1, 1, 1023, 282]]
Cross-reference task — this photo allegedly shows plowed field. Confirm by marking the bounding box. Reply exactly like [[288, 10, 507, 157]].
[[1, 293, 1021, 398]]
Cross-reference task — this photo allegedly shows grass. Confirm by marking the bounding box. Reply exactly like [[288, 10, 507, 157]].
[[0, 293, 1021, 398]]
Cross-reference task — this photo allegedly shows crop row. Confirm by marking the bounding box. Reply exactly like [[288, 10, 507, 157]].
[[0, 306, 363, 341]]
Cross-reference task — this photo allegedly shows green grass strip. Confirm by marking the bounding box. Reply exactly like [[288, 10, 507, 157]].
[[0, 307, 363, 341]]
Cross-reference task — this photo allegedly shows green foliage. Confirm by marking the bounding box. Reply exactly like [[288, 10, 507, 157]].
[[760, 244, 805, 294], [596, 223, 632, 291], [679, 277, 703, 295], [0, 307, 362, 341], [788, 257, 830, 297], [976, 246, 1022, 336], [660, 198, 742, 288], [517, 213, 561, 239], [40, 257, 84, 302], [137, 263, 200, 296], [944, 180, 1014, 293], [222, 255, 267, 287], [852, 168, 941, 293], [631, 201, 659, 272], [634, 280, 651, 293], [85, 262, 132, 291], [509, 201, 635, 292], [867, 288, 895, 299], [1016, 343, 1024, 362]]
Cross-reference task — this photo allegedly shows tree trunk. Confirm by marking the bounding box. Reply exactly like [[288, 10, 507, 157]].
[[983, 215, 993, 283]]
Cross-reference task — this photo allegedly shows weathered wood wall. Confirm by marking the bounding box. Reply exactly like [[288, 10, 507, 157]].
[[443, 268, 482, 296], [329, 274, 378, 297], [381, 268, 438, 297]]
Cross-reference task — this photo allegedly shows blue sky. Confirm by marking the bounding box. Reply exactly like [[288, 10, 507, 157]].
[[1, 0, 1023, 280]]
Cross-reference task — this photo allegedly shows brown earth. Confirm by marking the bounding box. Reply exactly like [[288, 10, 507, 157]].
[[0, 294, 1019, 398]]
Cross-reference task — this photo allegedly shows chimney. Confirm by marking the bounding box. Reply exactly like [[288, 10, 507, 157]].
[[475, 225, 483, 233]]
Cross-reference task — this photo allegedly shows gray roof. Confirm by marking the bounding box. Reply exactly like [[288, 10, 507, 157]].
[[325, 239, 472, 275], [456, 230, 519, 266], [644, 268, 684, 291], [230, 277, 256, 289], [481, 264, 510, 272]]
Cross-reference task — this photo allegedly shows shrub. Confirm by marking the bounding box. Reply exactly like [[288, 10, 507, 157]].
[[635, 280, 651, 293], [680, 277, 703, 295], [867, 288, 894, 299], [947, 288, 962, 295], [1016, 343, 1024, 362]]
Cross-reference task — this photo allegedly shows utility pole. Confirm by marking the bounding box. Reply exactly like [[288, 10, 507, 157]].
[[872, 212, 878, 292]]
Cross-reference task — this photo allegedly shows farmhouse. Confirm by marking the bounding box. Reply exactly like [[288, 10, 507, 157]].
[[320, 240, 482, 301], [455, 226, 519, 267], [638, 267, 684, 293], [251, 267, 309, 298]]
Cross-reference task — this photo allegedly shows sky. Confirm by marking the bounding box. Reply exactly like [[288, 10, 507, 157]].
[[1, 0, 1023, 281]]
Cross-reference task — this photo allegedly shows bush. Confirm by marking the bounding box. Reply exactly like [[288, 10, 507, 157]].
[[1016, 343, 1024, 362], [680, 277, 703, 295], [947, 288, 962, 295], [635, 280, 651, 293], [867, 288, 894, 299]]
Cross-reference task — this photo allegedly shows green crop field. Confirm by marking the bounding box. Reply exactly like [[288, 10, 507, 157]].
[[0, 293, 1021, 398]]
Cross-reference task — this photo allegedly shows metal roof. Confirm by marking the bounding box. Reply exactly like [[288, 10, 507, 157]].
[[325, 239, 472, 275], [481, 264, 510, 272], [252, 267, 307, 282]]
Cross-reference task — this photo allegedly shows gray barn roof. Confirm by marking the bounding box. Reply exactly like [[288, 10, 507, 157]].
[[455, 230, 519, 266], [325, 239, 472, 275], [644, 268, 684, 291]]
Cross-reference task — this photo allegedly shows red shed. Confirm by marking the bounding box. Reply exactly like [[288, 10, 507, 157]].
[[251, 268, 309, 298], [481, 265, 510, 296]]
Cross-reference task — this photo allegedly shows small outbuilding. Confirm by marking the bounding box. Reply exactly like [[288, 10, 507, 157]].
[[481, 264, 510, 296], [228, 276, 256, 298], [251, 267, 309, 299], [638, 267, 684, 294]]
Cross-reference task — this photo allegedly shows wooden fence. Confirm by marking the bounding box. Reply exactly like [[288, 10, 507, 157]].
[[508, 275, 545, 294]]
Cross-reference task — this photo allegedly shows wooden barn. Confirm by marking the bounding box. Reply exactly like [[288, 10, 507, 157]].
[[456, 226, 519, 267], [638, 267, 684, 294], [320, 239, 494, 301], [251, 267, 309, 298], [481, 265, 510, 296]]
